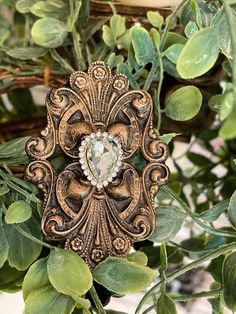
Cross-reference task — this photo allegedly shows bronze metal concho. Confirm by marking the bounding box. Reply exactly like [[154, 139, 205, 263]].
[[25, 61, 169, 269]]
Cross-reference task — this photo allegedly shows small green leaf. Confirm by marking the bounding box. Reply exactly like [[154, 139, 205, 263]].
[[31, 0, 67, 18], [47, 248, 92, 301], [163, 44, 184, 64], [0, 261, 25, 292], [206, 255, 225, 283], [184, 21, 198, 38], [7, 46, 47, 60], [150, 206, 186, 243], [5, 200, 32, 224], [150, 28, 160, 49], [223, 252, 236, 311], [4, 219, 42, 270], [159, 133, 180, 144], [156, 293, 177, 314], [110, 14, 126, 39], [31, 17, 68, 48], [102, 25, 114, 47], [125, 252, 148, 266], [0, 137, 30, 159], [0, 209, 9, 268], [208, 94, 222, 112], [219, 107, 236, 140], [107, 53, 124, 69], [177, 26, 219, 79], [187, 152, 210, 167], [165, 86, 202, 121], [93, 257, 158, 294], [130, 26, 156, 66], [0, 183, 9, 196], [219, 91, 234, 121], [24, 286, 76, 314], [228, 191, 236, 229], [16, 0, 38, 13], [147, 11, 164, 30], [200, 200, 229, 222], [22, 257, 49, 300]]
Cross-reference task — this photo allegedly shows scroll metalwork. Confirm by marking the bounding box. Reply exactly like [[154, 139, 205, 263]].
[[25, 61, 169, 269]]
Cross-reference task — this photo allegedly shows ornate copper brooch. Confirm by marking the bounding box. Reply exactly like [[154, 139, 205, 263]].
[[25, 61, 169, 268]]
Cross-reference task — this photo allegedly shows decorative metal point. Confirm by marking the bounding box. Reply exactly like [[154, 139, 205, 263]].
[[25, 61, 169, 269]]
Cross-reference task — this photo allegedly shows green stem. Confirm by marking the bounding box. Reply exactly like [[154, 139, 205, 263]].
[[50, 50, 75, 74], [159, 0, 188, 52], [172, 289, 221, 302], [222, 0, 236, 88], [155, 46, 164, 132], [161, 185, 236, 238], [143, 62, 157, 91], [72, 29, 86, 70], [89, 285, 106, 314], [135, 242, 236, 313], [143, 289, 221, 313]]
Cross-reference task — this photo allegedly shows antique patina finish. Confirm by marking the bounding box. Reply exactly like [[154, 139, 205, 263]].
[[25, 61, 169, 269]]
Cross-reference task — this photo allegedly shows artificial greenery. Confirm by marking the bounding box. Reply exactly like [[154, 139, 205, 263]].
[[1, 0, 236, 313]]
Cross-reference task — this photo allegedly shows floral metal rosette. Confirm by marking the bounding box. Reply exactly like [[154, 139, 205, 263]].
[[25, 61, 169, 269]]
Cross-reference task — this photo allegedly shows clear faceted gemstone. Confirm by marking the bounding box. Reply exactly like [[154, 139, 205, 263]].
[[86, 136, 121, 183]]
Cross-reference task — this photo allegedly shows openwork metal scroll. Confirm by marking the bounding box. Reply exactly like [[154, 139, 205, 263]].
[[25, 61, 169, 269]]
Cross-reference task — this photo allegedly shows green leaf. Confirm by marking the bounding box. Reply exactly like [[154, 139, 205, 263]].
[[212, 7, 236, 59], [5, 200, 32, 224], [102, 25, 114, 47], [130, 26, 156, 66], [200, 200, 229, 222], [0, 183, 9, 196], [31, 18, 68, 48], [219, 107, 236, 140], [0, 261, 25, 292], [206, 255, 225, 283], [24, 286, 76, 314], [7, 46, 47, 60], [4, 219, 42, 270], [150, 206, 186, 243], [125, 252, 148, 266], [223, 252, 236, 311], [16, 0, 38, 13], [31, 0, 67, 18], [177, 26, 219, 79], [8, 88, 36, 116], [159, 133, 180, 144], [187, 152, 210, 167], [163, 44, 184, 64], [184, 21, 198, 38], [47, 248, 92, 301], [228, 191, 236, 229], [110, 14, 126, 39], [156, 293, 177, 314], [107, 52, 124, 69], [0, 137, 30, 159], [147, 11, 164, 30], [106, 311, 128, 314], [219, 91, 234, 121], [0, 209, 9, 268], [208, 94, 222, 112], [93, 257, 158, 294], [165, 86, 202, 121], [22, 257, 49, 300]]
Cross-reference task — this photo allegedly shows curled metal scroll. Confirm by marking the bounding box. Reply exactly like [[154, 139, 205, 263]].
[[25, 61, 169, 269]]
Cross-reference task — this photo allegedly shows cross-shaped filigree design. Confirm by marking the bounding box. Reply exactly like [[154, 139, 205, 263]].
[[25, 61, 169, 269]]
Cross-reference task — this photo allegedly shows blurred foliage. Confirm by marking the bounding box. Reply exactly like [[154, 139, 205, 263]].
[[1, 0, 236, 314]]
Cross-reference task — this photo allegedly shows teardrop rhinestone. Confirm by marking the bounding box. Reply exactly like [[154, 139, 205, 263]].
[[79, 132, 123, 187]]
